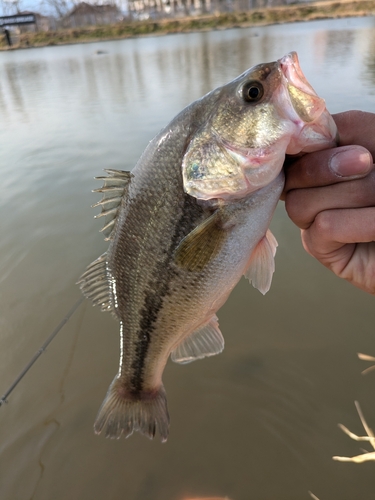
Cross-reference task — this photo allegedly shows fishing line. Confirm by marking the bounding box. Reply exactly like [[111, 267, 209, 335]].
[[0, 296, 84, 407]]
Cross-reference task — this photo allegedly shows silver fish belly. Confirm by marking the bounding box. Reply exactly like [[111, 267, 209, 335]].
[[78, 52, 337, 441]]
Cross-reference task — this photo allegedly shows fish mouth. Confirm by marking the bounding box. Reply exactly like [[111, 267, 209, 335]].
[[278, 51, 338, 153], [278, 51, 326, 124]]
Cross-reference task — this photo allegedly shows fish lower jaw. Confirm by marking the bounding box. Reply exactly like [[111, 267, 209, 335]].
[[286, 120, 338, 154]]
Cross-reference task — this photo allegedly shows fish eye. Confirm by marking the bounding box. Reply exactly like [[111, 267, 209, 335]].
[[242, 81, 264, 103]]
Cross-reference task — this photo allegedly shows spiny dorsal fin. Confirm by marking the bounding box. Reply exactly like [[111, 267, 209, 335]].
[[171, 315, 224, 364], [92, 169, 133, 241], [244, 229, 278, 295], [77, 253, 113, 313], [174, 210, 226, 272]]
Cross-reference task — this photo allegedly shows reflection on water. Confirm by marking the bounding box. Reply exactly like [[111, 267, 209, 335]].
[[1, 16, 375, 500], [1, 18, 375, 120], [363, 30, 375, 91]]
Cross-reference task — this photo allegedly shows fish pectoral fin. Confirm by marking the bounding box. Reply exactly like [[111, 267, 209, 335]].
[[244, 229, 278, 295], [171, 315, 224, 364], [174, 210, 226, 272], [77, 252, 114, 313]]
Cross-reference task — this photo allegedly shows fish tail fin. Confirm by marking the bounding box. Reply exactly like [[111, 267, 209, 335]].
[[94, 376, 170, 442]]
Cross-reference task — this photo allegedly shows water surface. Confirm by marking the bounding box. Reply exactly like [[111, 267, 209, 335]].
[[1, 16, 375, 500]]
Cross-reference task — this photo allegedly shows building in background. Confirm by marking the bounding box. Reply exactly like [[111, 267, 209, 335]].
[[16, 10, 54, 30], [64, 2, 123, 27]]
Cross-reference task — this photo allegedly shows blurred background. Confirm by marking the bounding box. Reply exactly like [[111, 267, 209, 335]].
[[0, 15, 375, 500], [0, 0, 335, 31]]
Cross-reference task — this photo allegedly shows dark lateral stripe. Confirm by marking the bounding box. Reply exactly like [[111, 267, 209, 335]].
[[129, 194, 204, 393]]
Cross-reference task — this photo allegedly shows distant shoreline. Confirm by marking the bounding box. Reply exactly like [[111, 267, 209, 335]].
[[1, 0, 375, 50]]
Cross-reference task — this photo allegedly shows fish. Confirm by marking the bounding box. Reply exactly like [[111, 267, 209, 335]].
[[78, 52, 337, 442]]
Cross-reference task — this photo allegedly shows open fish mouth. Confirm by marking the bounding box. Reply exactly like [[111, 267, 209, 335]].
[[277, 51, 338, 154], [279, 51, 327, 124]]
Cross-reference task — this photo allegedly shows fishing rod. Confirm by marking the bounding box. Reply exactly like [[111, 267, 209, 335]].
[[0, 296, 84, 407]]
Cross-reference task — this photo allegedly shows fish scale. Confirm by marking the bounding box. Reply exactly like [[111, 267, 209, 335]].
[[78, 52, 337, 441]]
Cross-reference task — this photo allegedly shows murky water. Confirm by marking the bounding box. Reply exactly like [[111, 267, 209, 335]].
[[1, 16, 375, 500]]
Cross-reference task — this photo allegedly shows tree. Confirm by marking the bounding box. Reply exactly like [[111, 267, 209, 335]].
[[0, 0, 24, 15], [40, 0, 76, 19]]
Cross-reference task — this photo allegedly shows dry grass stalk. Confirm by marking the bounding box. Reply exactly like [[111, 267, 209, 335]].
[[358, 352, 375, 375], [333, 401, 375, 462], [308, 492, 321, 500]]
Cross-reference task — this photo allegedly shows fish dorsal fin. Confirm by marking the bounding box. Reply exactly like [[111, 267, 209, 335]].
[[174, 210, 225, 272], [77, 253, 113, 313], [92, 169, 133, 241], [244, 229, 278, 295], [171, 315, 224, 364]]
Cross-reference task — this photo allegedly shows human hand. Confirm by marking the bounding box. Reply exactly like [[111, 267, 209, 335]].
[[283, 111, 375, 294]]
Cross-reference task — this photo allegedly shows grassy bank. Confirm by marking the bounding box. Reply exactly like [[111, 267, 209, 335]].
[[2, 0, 375, 50]]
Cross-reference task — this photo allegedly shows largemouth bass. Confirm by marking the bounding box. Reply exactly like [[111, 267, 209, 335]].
[[78, 52, 337, 442]]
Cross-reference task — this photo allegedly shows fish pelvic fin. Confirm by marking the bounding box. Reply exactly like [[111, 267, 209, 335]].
[[174, 210, 226, 272], [94, 377, 170, 442], [92, 169, 133, 241], [77, 252, 113, 313], [244, 229, 278, 295]]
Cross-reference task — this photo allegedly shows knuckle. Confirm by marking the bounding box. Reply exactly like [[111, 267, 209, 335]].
[[313, 211, 335, 237]]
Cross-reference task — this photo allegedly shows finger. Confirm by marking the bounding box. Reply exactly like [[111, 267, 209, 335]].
[[334, 111, 375, 159], [285, 170, 375, 229], [283, 145, 373, 194], [301, 207, 375, 294], [303, 207, 375, 251]]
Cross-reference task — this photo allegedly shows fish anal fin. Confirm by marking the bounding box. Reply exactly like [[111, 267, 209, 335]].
[[93, 169, 133, 241], [244, 229, 278, 295], [94, 377, 170, 442], [77, 253, 113, 313], [174, 211, 226, 272], [171, 315, 224, 364]]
